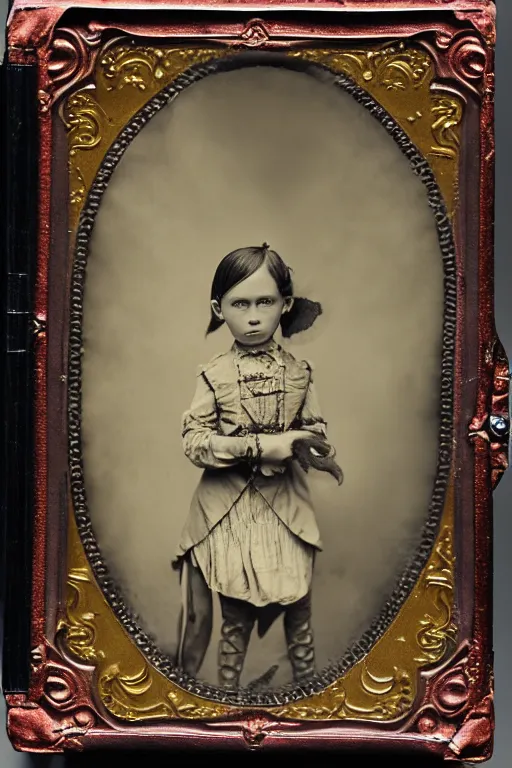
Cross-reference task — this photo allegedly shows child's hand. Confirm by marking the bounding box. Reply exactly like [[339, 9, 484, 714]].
[[258, 430, 318, 463]]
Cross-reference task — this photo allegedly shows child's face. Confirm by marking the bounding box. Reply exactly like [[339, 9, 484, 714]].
[[212, 265, 293, 347]]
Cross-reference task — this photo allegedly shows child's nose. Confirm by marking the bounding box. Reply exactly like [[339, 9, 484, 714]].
[[248, 317, 261, 326]]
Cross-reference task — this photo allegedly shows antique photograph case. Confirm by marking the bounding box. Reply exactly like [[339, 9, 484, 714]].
[[2, 0, 508, 759]]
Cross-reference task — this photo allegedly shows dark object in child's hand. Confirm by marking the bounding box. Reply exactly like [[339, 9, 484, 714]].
[[292, 434, 343, 485]]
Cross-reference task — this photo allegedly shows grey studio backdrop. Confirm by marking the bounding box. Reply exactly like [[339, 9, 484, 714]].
[[0, 0, 510, 764]]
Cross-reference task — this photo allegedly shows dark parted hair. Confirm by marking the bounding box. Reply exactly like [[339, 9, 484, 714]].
[[206, 243, 322, 337]]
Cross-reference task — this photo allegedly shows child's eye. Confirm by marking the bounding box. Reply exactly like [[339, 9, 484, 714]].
[[258, 298, 274, 307], [232, 300, 249, 309]]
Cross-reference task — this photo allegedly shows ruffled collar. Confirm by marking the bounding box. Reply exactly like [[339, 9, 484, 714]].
[[232, 338, 281, 359]]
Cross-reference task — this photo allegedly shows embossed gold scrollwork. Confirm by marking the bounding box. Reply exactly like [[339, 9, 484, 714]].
[[288, 42, 430, 91], [98, 661, 231, 721], [272, 665, 413, 721], [99, 45, 231, 92], [100, 45, 169, 91], [99, 663, 173, 721], [57, 568, 102, 663], [62, 90, 106, 157], [414, 525, 458, 665], [430, 96, 463, 160]]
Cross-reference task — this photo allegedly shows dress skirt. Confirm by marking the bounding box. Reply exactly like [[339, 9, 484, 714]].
[[190, 482, 315, 607]]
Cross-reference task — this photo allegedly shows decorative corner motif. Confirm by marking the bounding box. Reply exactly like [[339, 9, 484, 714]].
[[6, 642, 98, 753], [408, 645, 494, 763], [98, 661, 230, 721], [47, 27, 104, 106], [100, 45, 168, 91], [419, 30, 488, 98], [469, 338, 510, 489], [239, 19, 270, 48], [31, 24, 108, 112], [63, 45, 233, 222], [445, 692, 494, 762], [413, 654, 471, 740]]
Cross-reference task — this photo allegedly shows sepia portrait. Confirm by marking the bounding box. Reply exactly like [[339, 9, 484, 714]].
[[76, 56, 447, 695]]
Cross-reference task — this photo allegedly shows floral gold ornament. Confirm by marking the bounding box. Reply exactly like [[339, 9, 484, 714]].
[[64, 46, 232, 230]]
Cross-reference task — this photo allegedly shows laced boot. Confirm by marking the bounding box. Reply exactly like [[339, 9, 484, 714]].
[[284, 593, 316, 683], [218, 597, 255, 689]]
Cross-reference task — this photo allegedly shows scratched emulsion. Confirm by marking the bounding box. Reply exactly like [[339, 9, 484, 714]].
[[81, 66, 444, 689]]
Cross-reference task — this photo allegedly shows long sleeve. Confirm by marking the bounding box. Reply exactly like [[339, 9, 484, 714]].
[[299, 365, 328, 438], [181, 370, 257, 469]]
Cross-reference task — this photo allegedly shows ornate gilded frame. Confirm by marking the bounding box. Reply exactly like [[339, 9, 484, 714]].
[[2, 0, 508, 760]]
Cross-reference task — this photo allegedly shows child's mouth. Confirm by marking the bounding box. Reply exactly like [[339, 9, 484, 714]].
[[245, 330, 263, 336]]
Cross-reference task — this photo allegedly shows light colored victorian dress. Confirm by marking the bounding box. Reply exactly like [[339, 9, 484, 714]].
[[176, 339, 328, 608]]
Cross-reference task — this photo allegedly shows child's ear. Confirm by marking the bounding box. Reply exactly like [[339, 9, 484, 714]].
[[211, 300, 223, 320], [282, 297, 294, 314]]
